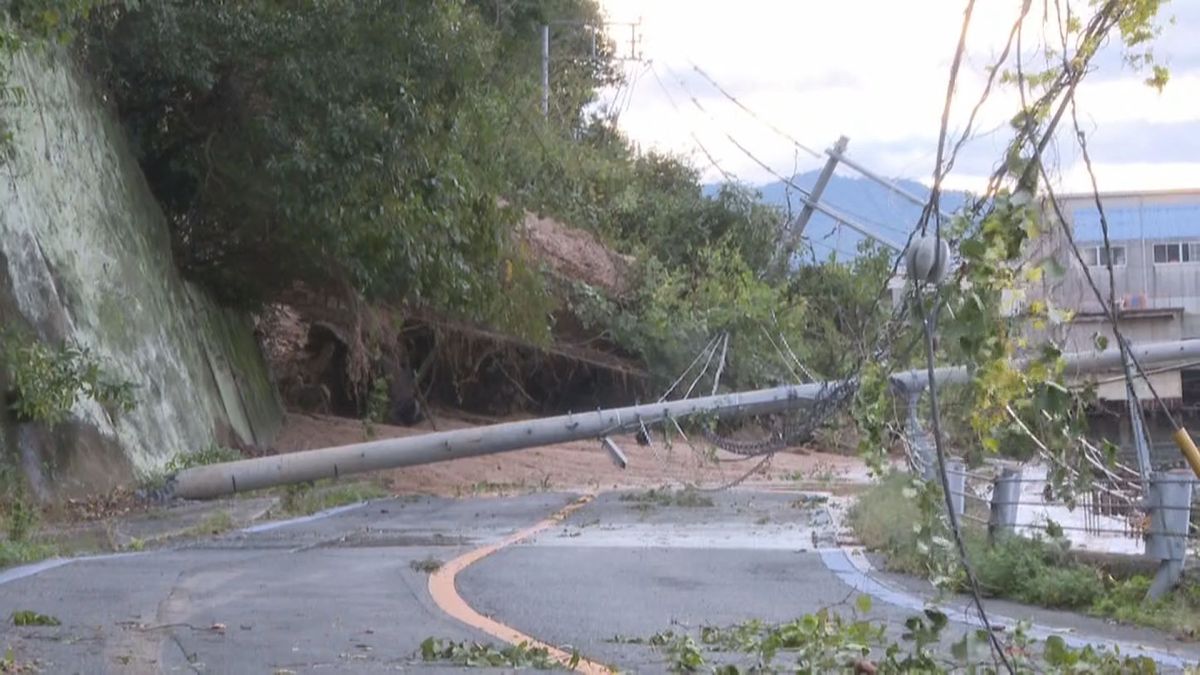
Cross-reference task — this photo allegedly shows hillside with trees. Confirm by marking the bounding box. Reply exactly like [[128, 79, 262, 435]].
[[70, 0, 889, 424]]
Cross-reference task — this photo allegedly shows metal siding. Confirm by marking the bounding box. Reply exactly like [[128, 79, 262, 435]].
[[1072, 203, 1200, 242], [1020, 192, 1199, 400]]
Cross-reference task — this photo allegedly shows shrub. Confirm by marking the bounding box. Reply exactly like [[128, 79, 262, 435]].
[[1, 331, 135, 425], [849, 472, 926, 575]]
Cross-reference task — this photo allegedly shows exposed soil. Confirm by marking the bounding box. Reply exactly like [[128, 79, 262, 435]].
[[517, 211, 633, 297], [253, 210, 647, 423], [273, 410, 876, 496]]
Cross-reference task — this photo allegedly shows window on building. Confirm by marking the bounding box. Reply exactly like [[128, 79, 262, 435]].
[[1153, 242, 1200, 264], [1084, 245, 1126, 266]]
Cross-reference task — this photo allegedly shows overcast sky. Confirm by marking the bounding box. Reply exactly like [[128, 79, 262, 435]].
[[593, 1, 1200, 194]]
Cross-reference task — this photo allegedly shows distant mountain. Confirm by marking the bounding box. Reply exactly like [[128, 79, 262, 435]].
[[711, 170, 968, 262]]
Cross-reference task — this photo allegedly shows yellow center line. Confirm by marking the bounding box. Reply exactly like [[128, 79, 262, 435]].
[[427, 494, 617, 674]]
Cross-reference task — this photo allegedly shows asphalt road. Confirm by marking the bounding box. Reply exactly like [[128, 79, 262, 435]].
[[1, 489, 1197, 673]]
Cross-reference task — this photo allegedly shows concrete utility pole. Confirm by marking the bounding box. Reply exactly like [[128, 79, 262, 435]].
[[171, 339, 1200, 500], [827, 146, 952, 221], [540, 19, 643, 120], [541, 24, 550, 119], [775, 137, 906, 263], [1124, 347, 1155, 484], [791, 135, 849, 239]]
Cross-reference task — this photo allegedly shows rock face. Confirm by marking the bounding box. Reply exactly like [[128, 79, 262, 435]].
[[0, 47, 282, 498]]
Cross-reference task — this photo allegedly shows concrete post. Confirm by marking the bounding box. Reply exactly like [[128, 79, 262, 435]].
[[173, 381, 823, 499], [946, 458, 966, 518], [540, 25, 550, 119], [1123, 352, 1153, 485], [989, 468, 1021, 545], [901, 387, 936, 481], [789, 136, 848, 240], [170, 339, 1200, 500], [1145, 470, 1194, 600]]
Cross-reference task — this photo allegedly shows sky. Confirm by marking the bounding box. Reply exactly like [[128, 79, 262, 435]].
[[592, 0, 1200, 195]]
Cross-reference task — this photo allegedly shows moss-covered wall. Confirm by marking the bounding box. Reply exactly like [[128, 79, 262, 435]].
[[0, 47, 281, 496]]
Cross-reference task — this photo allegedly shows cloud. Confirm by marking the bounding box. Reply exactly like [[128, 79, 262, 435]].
[[596, 0, 1200, 193]]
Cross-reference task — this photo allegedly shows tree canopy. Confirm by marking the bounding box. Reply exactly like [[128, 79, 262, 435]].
[[68, 0, 869, 393]]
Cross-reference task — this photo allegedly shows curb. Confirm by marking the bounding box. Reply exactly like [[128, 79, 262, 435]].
[[818, 547, 1193, 670], [0, 499, 371, 587]]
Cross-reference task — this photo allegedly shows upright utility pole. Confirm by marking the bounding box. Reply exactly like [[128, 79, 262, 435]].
[[541, 24, 550, 119]]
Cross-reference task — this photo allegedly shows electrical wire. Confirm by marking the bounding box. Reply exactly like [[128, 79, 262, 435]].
[[687, 60, 959, 221], [686, 61, 823, 160], [916, 288, 1013, 673], [1050, 0, 1184, 479], [914, 1, 1013, 671], [647, 63, 741, 185], [658, 64, 907, 251]]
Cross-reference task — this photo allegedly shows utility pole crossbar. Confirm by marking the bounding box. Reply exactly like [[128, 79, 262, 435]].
[[172, 339, 1200, 500]]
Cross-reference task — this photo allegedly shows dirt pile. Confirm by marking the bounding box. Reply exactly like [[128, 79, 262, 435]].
[[517, 211, 634, 297], [253, 211, 649, 423]]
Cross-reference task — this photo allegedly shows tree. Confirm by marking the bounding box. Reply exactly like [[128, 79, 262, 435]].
[[84, 1, 608, 318]]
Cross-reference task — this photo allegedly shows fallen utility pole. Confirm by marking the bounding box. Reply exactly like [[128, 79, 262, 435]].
[[172, 339, 1200, 500]]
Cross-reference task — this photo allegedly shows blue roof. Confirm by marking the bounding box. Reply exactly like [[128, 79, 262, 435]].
[[1073, 202, 1200, 242]]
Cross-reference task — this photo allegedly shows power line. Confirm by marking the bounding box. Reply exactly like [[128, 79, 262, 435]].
[[647, 63, 741, 185], [807, 236, 861, 261], [648, 64, 875, 261], [915, 0, 1013, 670], [687, 61, 949, 219], [658, 64, 904, 251], [687, 61, 822, 160]]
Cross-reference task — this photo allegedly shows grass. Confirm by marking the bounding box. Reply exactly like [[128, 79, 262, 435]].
[[278, 480, 389, 517], [454, 480, 534, 497], [10, 611, 59, 627], [851, 472, 1200, 640], [410, 557, 443, 573], [849, 472, 928, 575], [190, 511, 233, 537], [618, 487, 714, 509], [0, 539, 58, 569], [138, 444, 243, 490]]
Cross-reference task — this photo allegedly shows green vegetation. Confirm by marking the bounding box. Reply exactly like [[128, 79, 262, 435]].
[[60, 0, 888, 396], [0, 458, 48, 568], [1, 331, 135, 425], [137, 444, 243, 491], [362, 377, 390, 440], [0, 331, 134, 560], [0, 539, 58, 570], [163, 445, 242, 475], [455, 480, 538, 497], [278, 480, 388, 517], [409, 557, 443, 574], [619, 487, 715, 509], [419, 638, 567, 670], [189, 510, 233, 537], [851, 475, 1200, 639], [629, 600, 1156, 674], [9, 611, 59, 627]]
